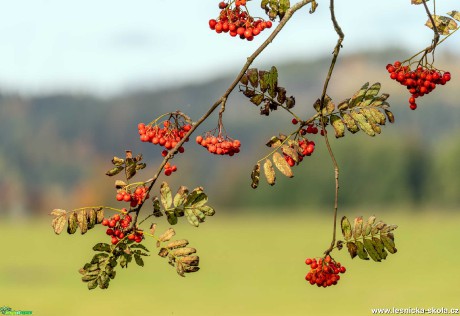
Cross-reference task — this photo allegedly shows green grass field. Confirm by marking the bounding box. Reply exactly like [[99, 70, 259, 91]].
[[1, 210, 459, 316]]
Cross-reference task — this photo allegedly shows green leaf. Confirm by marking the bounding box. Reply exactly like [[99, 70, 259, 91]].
[[362, 82, 381, 105], [330, 114, 345, 138], [363, 238, 381, 262], [185, 209, 200, 227], [173, 186, 189, 208], [130, 244, 150, 252], [87, 279, 98, 290], [356, 240, 369, 260], [349, 82, 369, 108], [372, 237, 388, 260], [350, 110, 375, 136], [160, 182, 172, 209], [279, 0, 290, 19], [134, 254, 144, 267], [448, 11, 460, 22], [362, 215, 376, 237], [426, 15, 458, 35], [380, 234, 397, 254], [353, 216, 363, 239], [247, 68, 259, 88], [259, 70, 268, 92], [346, 241, 358, 259], [166, 211, 178, 225], [198, 205, 215, 216], [369, 108, 386, 125], [125, 158, 137, 180], [341, 216, 352, 241], [105, 166, 124, 177], [266, 66, 278, 98], [93, 243, 111, 252], [341, 113, 360, 133], [321, 95, 335, 115], [185, 187, 207, 207], [384, 109, 395, 123], [51, 209, 67, 235], [251, 163, 260, 189], [152, 197, 163, 217], [250, 94, 265, 106]]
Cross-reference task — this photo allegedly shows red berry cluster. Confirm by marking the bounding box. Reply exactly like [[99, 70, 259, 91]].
[[195, 135, 241, 156], [101, 212, 144, 245], [116, 186, 149, 207], [138, 120, 190, 152], [386, 61, 451, 110], [209, 1, 273, 41], [163, 162, 177, 176], [283, 139, 315, 167], [305, 255, 346, 288]]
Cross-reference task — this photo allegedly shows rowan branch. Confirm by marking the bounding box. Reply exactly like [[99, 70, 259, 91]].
[[130, 0, 314, 227]]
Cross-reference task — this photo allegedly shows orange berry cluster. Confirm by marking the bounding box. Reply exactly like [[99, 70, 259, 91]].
[[138, 120, 190, 152], [209, 1, 273, 41], [195, 135, 241, 156], [305, 255, 346, 288], [101, 212, 144, 244], [386, 61, 451, 110], [116, 186, 149, 207]]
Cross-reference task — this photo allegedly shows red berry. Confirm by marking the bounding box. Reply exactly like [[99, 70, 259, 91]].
[[209, 19, 217, 30], [102, 219, 109, 226], [291, 118, 298, 125], [113, 214, 121, 221]]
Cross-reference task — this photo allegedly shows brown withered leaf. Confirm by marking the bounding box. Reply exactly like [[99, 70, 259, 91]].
[[251, 163, 261, 189], [67, 212, 78, 234], [176, 261, 185, 277], [362, 215, 376, 237], [115, 180, 127, 189], [77, 210, 88, 235], [150, 223, 157, 235], [272, 152, 293, 178], [265, 136, 281, 148], [263, 159, 276, 186], [281, 145, 299, 162], [96, 208, 104, 224], [180, 255, 199, 266], [158, 248, 169, 257], [448, 11, 460, 22], [87, 209, 97, 229], [171, 247, 197, 257], [166, 239, 189, 250], [341, 216, 352, 241], [346, 241, 358, 259], [353, 216, 363, 239], [51, 209, 67, 235], [158, 228, 175, 242], [385, 109, 395, 123]]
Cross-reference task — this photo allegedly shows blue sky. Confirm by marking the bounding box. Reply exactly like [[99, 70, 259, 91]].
[[0, 0, 458, 95]]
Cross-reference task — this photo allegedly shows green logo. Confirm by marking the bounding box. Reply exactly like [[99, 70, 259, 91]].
[[0, 306, 33, 315]]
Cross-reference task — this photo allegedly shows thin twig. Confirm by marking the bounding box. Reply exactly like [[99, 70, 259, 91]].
[[319, 0, 344, 256], [130, 0, 314, 227], [418, 0, 439, 64]]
